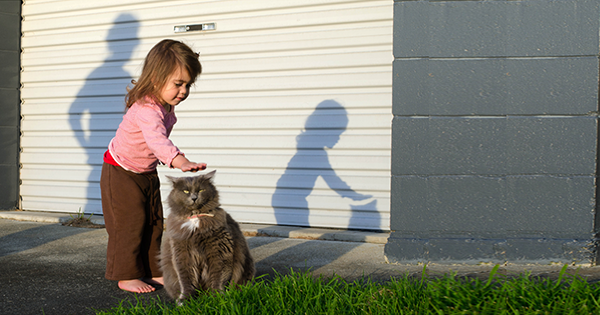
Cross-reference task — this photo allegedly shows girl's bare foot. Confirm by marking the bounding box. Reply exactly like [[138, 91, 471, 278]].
[[143, 276, 164, 286], [152, 277, 164, 286], [118, 279, 156, 293]]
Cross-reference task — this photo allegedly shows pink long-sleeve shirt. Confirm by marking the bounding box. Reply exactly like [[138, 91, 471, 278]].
[[108, 98, 182, 173]]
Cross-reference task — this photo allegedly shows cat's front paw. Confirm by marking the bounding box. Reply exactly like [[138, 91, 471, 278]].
[[176, 294, 186, 306]]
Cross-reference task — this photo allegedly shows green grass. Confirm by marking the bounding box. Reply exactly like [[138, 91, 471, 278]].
[[96, 265, 600, 314]]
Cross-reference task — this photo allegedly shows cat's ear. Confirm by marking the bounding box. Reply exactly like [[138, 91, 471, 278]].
[[203, 170, 216, 180], [165, 175, 178, 184]]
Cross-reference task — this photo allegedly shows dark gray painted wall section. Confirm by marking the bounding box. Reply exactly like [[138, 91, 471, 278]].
[[0, 0, 21, 210], [386, 0, 600, 264]]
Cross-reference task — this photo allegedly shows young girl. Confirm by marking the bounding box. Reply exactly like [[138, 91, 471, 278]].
[[100, 39, 206, 293]]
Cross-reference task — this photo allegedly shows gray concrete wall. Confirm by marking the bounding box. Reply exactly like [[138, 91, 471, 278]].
[[0, 0, 21, 210], [386, 0, 600, 264]]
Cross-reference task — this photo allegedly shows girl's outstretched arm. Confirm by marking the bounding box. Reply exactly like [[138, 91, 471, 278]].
[[172, 154, 207, 172]]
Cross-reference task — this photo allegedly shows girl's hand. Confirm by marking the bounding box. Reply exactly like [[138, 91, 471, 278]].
[[181, 161, 207, 173], [172, 154, 207, 172]]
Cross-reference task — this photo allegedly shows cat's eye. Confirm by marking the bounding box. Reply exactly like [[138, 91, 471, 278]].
[[183, 190, 190, 194], [199, 189, 204, 192]]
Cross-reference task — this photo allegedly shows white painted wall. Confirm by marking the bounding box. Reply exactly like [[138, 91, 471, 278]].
[[20, 0, 392, 230]]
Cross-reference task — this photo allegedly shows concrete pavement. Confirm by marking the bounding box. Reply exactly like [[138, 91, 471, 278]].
[[2, 211, 600, 314]]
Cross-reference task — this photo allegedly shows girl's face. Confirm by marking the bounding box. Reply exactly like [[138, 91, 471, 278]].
[[158, 66, 192, 108]]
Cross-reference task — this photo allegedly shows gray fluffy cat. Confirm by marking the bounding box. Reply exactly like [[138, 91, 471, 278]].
[[160, 170, 254, 303]]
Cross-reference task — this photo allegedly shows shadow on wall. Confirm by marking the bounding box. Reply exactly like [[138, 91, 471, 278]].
[[264, 100, 381, 273], [68, 14, 140, 213], [271, 100, 379, 230]]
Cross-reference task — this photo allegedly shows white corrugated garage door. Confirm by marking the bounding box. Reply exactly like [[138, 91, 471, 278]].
[[20, 0, 392, 230]]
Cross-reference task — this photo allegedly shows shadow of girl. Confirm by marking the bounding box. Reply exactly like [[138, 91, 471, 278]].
[[272, 100, 373, 228], [68, 14, 140, 213]]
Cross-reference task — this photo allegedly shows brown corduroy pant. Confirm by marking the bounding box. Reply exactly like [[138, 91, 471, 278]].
[[100, 162, 163, 281]]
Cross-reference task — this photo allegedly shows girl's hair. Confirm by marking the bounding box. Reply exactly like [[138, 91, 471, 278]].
[[125, 39, 202, 108]]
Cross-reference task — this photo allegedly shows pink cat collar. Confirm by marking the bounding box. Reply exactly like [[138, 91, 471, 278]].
[[187, 214, 214, 219]]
